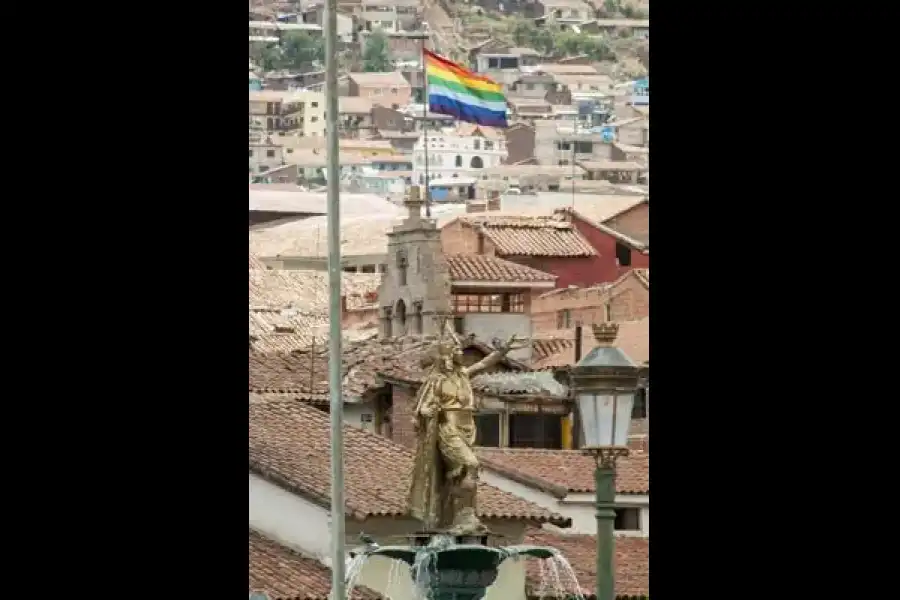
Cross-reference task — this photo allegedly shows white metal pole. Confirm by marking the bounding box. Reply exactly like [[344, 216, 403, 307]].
[[324, 0, 345, 597]]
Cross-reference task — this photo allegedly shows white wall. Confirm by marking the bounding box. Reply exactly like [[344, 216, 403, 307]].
[[344, 401, 378, 433], [249, 473, 332, 563], [412, 133, 507, 185], [481, 471, 650, 537]]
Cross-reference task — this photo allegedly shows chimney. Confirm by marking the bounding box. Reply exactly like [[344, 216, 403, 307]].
[[591, 322, 620, 346], [467, 199, 487, 213], [486, 189, 501, 211]]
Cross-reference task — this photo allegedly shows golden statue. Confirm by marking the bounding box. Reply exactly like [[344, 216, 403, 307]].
[[408, 321, 526, 535]]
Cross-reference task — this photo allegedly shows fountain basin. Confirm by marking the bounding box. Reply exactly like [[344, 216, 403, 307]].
[[349, 538, 565, 600]]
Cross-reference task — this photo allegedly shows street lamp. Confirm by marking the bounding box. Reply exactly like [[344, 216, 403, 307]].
[[571, 322, 641, 600]]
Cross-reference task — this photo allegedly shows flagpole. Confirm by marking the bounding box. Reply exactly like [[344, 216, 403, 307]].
[[324, 0, 345, 596], [420, 36, 431, 217]]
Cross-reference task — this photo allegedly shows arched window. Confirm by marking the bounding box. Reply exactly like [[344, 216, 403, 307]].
[[413, 301, 423, 334], [470, 156, 484, 169], [382, 306, 393, 338], [395, 299, 407, 336], [455, 155, 462, 167], [396, 248, 408, 286]]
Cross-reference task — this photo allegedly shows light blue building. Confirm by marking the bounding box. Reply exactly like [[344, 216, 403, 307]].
[[631, 78, 649, 106]]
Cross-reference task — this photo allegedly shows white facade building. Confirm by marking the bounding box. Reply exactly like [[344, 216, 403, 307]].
[[412, 126, 508, 186]]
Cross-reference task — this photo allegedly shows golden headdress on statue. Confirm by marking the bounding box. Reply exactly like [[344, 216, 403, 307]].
[[419, 317, 462, 368]]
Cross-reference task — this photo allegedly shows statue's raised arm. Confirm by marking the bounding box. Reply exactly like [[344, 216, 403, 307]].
[[463, 334, 529, 377]]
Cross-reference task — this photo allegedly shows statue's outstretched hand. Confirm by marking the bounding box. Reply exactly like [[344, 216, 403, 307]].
[[500, 333, 529, 353]]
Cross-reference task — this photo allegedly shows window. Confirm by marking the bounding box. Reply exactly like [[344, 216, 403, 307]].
[[311, 101, 319, 108], [361, 413, 374, 423], [395, 299, 407, 334], [453, 316, 465, 334], [488, 58, 500, 68], [615, 242, 632, 267], [396, 248, 408, 285], [470, 156, 484, 169], [557, 142, 571, 151], [455, 155, 462, 167], [249, 149, 254, 157], [453, 294, 502, 313], [574, 141, 593, 153], [508, 294, 525, 313], [484, 141, 494, 150], [509, 414, 563, 449], [311, 116, 319, 122], [412, 301, 423, 334], [473, 139, 481, 150], [557, 309, 572, 329], [614, 508, 641, 531], [604, 302, 612, 322], [266, 149, 275, 158], [382, 306, 393, 337], [632, 387, 648, 419], [475, 413, 501, 447]]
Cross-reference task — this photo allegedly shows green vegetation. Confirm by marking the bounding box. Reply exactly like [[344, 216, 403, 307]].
[[362, 28, 393, 72], [249, 32, 325, 72], [510, 19, 615, 61]]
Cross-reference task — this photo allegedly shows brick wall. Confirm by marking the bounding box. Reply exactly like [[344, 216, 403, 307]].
[[568, 213, 650, 282], [390, 384, 418, 449], [440, 221, 496, 255], [609, 277, 649, 321], [531, 285, 611, 335], [603, 202, 649, 243], [530, 272, 649, 334]]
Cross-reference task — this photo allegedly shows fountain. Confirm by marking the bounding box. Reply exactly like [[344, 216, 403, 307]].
[[344, 323, 585, 600]]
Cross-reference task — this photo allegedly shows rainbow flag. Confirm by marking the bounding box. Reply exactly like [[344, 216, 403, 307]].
[[424, 49, 508, 128]]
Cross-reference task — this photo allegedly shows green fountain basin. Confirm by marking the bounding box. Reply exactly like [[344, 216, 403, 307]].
[[352, 542, 559, 600]]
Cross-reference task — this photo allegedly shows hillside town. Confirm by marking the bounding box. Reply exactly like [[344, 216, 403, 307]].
[[249, 0, 649, 598]]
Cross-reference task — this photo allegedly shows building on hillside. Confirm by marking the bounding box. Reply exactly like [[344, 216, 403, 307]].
[[249, 90, 326, 137], [347, 72, 412, 109], [357, 0, 420, 32], [577, 159, 645, 184], [479, 448, 649, 536], [338, 96, 375, 138], [471, 46, 542, 87], [248, 399, 570, 600], [601, 197, 648, 244], [587, 18, 650, 40], [503, 123, 537, 164], [533, 119, 615, 166], [412, 124, 507, 187], [249, 138, 285, 175], [529, 0, 595, 24]]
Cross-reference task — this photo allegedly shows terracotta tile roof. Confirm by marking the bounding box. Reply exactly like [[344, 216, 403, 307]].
[[249, 529, 380, 600], [477, 448, 649, 496], [524, 529, 649, 599], [446, 254, 557, 283], [531, 337, 575, 364], [249, 399, 570, 526], [557, 207, 648, 252], [249, 268, 382, 313], [248, 337, 427, 399], [458, 215, 597, 257]]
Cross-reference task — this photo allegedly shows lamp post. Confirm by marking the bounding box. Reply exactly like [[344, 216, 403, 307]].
[[571, 323, 641, 600]]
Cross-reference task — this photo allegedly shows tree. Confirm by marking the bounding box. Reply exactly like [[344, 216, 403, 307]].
[[362, 28, 392, 72], [281, 31, 325, 71], [250, 43, 284, 72]]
